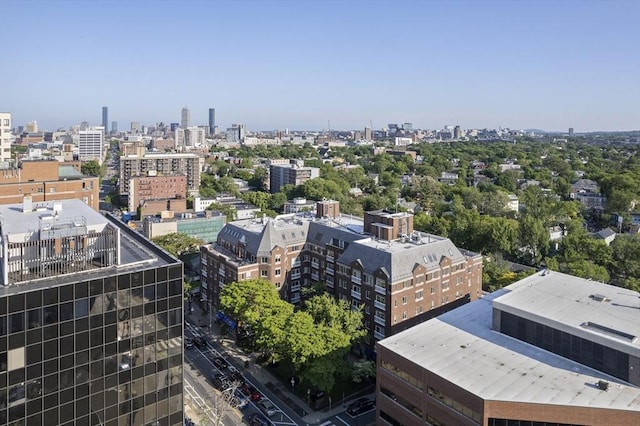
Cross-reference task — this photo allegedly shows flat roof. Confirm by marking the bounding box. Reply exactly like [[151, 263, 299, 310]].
[[0, 199, 108, 242], [0, 201, 179, 294], [378, 274, 640, 411], [494, 271, 640, 355]]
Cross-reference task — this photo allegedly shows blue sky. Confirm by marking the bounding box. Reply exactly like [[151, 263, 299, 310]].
[[1, 0, 638, 132]]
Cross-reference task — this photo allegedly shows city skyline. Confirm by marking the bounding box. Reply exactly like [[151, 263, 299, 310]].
[[1, 0, 638, 132]]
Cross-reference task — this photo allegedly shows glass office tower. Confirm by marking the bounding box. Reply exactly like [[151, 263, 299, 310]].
[[0, 198, 184, 426]]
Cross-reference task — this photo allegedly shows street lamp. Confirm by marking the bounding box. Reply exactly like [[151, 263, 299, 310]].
[[307, 388, 311, 407], [290, 377, 295, 394]]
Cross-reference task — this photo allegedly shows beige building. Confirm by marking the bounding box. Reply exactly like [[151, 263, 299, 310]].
[[0, 112, 11, 164], [200, 200, 482, 343]]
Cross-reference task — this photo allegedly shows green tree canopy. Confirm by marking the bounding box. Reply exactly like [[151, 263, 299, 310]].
[[152, 233, 202, 258]]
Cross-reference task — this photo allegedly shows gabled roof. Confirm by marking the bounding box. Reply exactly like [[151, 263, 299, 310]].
[[337, 234, 468, 282]]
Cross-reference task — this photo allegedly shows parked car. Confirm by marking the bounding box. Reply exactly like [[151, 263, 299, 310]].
[[183, 338, 194, 350], [248, 413, 270, 426], [213, 357, 229, 370], [211, 373, 232, 392], [231, 389, 249, 409], [346, 397, 375, 416], [257, 400, 277, 417], [192, 336, 207, 349], [228, 368, 244, 385], [240, 383, 262, 401]]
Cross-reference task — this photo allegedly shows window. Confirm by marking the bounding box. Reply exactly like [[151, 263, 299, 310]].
[[415, 290, 424, 301], [402, 311, 407, 320], [365, 290, 371, 299], [261, 270, 268, 277], [261, 257, 268, 263], [275, 269, 281, 276], [402, 296, 407, 305], [275, 255, 281, 263]]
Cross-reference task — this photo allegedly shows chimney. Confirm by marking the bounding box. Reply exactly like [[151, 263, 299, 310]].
[[22, 194, 33, 213], [316, 199, 340, 219]]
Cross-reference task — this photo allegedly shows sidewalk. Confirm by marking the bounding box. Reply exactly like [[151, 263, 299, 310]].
[[185, 302, 374, 425]]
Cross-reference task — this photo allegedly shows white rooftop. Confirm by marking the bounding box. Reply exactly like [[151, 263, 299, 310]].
[[0, 199, 109, 243], [378, 272, 640, 411], [494, 271, 640, 356]]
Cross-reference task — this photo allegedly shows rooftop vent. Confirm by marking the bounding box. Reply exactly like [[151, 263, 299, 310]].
[[590, 294, 609, 302], [596, 380, 609, 391]]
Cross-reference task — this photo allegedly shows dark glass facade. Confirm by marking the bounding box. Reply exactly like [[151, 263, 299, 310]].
[[0, 264, 184, 426], [499, 311, 629, 382]]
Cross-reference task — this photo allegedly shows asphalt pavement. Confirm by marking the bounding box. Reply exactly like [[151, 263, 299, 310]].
[[184, 301, 376, 425]]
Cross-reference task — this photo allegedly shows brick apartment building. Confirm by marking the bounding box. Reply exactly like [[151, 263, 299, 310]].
[[119, 151, 203, 197], [200, 200, 483, 343], [128, 175, 187, 213], [0, 160, 99, 210], [376, 272, 640, 426]]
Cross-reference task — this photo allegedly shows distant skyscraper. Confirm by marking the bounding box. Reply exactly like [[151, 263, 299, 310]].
[[364, 126, 372, 140], [111, 121, 117, 134], [131, 122, 141, 134], [102, 106, 108, 133], [569, 127, 574, 136], [453, 125, 462, 139], [181, 107, 190, 128], [25, 121, 38, 133], [0, 112, 11, 163], [208, 108, 215, 135]]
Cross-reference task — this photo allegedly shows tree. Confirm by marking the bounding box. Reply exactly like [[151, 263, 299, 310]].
[[518, 216, 549, 265], [81, 160, 101, 176], [351, 359, 376, 383], [152, 233, 202, 258]]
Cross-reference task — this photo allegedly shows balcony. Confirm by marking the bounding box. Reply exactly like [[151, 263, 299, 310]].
[[311, 262, 320, 270], [218, 268, 225, 277], [291, 272, 301, 280], [351, 290, 361, 300], [374, 315, 386, 326], [374, 330, 386, 340], [325, 267, 334, 275], [351, 275, 362, 285], [375, 285, 386, 295], [374, 300, 386, 310], [326, 279, 334, 288], [292, 259, 301, 268], [326, 255, 334, 263], [290, 284, 301, 292], [290, 294, 301, 304], [311, 272, 320, 281]]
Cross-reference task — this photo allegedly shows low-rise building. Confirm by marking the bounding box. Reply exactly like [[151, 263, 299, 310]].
[[142, 210, 226, 242], [376, 271, 640, 426], [0, 159, 99, 210]]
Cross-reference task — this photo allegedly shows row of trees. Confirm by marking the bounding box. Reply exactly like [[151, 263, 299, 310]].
[[219, 279, 371, 393], [200, 139, 640, 291]]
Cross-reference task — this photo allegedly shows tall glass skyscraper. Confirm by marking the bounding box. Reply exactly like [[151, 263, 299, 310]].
[[180, 107, 190, 129], [208, 108, 215, 135], [0, 198, 184, 426], [101, 107, 108, 133]]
